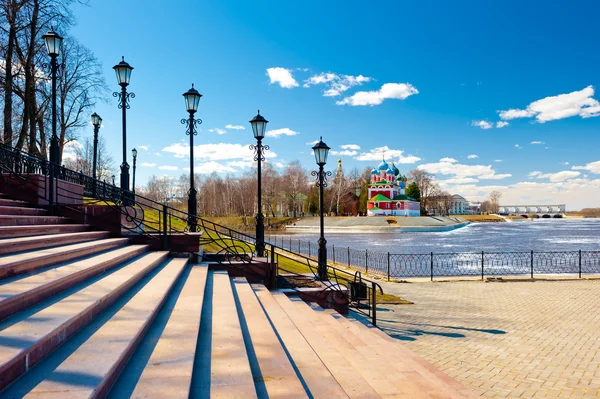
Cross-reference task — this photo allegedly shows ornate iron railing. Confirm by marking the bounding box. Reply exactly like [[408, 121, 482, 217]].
[[267, 236, 600, 280]]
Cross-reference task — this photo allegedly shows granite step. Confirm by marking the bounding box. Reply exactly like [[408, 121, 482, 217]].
[[0, 231, 110, 255], [0, 251, 169, 391], [0, 215, 69, 226], [0, 238, 129, 279], [210, 271, 257, 398], [0, 244, 149, 321], [0, 198, 29, 207], [0, 224, 90, 239], [272, 292, 380, 399], [129, 264, 208, 398], [232, 278, 307, 398], [252, 284, 348, 398], [0, 206, 47, 216], [24, 258, 187, 398]]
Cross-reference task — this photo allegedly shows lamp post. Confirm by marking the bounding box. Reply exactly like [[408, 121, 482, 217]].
[[312, 137, 331, 281], [182, 84, 202, 232], [112, 175, 115, 185], [249, 111, 269, 258], [131, 148, 137, 194], [42, 27, 63, 214], [91, 112, 102, 196], [112, 57, 134, 205]]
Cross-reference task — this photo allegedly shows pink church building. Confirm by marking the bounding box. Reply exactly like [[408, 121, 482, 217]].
[[366, 158, 421, 217]]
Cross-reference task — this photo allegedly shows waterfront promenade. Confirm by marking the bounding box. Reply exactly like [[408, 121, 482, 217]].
[[379, 279, 600, 397]]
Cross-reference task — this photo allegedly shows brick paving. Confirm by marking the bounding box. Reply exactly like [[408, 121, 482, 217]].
[[378, 279, 600, 398]]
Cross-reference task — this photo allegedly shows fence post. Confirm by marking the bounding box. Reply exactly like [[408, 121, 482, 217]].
[[332, 245, 335, 264], [579, 250, 582, 278], [387, 252, 391, 281], [481, 251, 484, 281], [348, 247, 350, 267], [530, 250, 534, 279], [308, 241, 311, 257], [162, 204, 168, 251], [371, 281, 377, 326], [365, 249, 369, 273], [298, 239, 301, 253], [430, 252, 434, 281]]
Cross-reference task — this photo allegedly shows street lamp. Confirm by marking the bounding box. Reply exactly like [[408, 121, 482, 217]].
[[131, 148, 137, 194], [312, 137, 331, 281], [42, 27, 63, 214], [91, 112, 102, 196], [112, 175, 115, 185], [249, 110, 269, 258], [112, 56, 134, 204], [182, 84, 202, 232]]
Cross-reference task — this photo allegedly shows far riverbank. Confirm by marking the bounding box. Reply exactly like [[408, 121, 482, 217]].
[[286, 216, 468, 233]]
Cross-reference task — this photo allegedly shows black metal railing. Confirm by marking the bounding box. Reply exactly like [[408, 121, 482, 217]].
[[267, 236, 600, 280]]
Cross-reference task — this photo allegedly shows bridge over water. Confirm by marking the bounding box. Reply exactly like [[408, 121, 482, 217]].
[[499, 204, 566, 216]]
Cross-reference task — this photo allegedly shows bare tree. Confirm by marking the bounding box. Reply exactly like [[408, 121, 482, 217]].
[[282, 161, 307, 217], [408, 169, 437, 214], [489, 190, 502, 213]]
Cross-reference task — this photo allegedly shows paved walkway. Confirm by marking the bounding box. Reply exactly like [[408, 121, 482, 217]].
[[378, 279, 600, 398]]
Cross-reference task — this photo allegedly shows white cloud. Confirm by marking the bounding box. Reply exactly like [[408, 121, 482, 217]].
[[266, 67, 298, 89], [225, 124, 245, 130], [304, 72, 372, 97], [306, 140, 319, 146], [336, 83, 418, 106], [417, 159, 512, 181], [496, 121, 509, 128], [528, 170, 581, 183], [341, 144, 360, 150], [494, 159, 503, 162], [196, 161, 236, 174], [563, 162, 569, 165], [266, 128, 299, 138], [141, 162, 156, 167], [275, 162, 285, 168], [162, 142, 277, 161], [439, 177, 480, 184], [158, 165, 178, 171], [227, 160, 254, 169], [355, 146, 421, 164], [138, 145, 149, 151], [472, 120, 493, 130], [530, 141, 545, 145], [208, 128, 227, 135], [330, 150, 358, 157], [440, 157, 458, 163], [572, 160, 600, 174], [467, 154, 478, 159], [498, 86, 600, 123], [515, 144, 522, 149]]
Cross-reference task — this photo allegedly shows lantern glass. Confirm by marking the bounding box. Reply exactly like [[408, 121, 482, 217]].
[[183, 84, 202, 113], [312, 137, 330, 166], [249, 111, 268, 139], [113, 57, 133, 86], [42, 28, 63, 56], [132, 148, 137, 158], [91, 112, 102, 127]]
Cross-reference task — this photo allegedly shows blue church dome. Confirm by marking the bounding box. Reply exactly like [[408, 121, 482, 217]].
[[377, 160, 389, 171], [391, 162, 400, 176], [386, 168, 395, 175], [371, 168, 378, 175]]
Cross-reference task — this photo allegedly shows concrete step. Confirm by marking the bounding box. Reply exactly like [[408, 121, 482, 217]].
[[252, 284, 348, 398], [232, 278, 307, 398], [0, 198, 29, 207], [0, 231, 110, 255], [210, 271, 257, 398], [130, 264, 208, 398], [0, 206, 47, 216], [272, 293, 379, 399], [0, 215, 69, 226], [0, 238, 129, 279], [0, 251, 169, 391], [325, 310, 478, 399], [0, 224, 90, 239], [0, 244, 149, 321], [24, 258, 188, 398], [287, 297, 400, 398]]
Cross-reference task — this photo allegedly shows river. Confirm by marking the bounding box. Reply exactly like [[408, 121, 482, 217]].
[[267, 219, 600, 254]]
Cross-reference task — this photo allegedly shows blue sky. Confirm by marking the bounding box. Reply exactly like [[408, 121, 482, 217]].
[[67, 1, 600, 209]]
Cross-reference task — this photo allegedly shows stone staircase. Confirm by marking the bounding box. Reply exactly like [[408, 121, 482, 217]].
[[0, 191, 478, 398]]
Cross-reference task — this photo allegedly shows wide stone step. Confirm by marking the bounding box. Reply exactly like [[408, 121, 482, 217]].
[[252, 284, 348, 398], [0, 244, 149, 321], [0, 224, 90, 239], [0, 238, 129, 279], [0, 198, 29, 207], [0, 215, 69, 226], [0, 251, 168, 391], [325, 310, 479, 398], [232, 278, 307, 398], [129, 264, 208, 398], [24, 258, 187, 398], [0, 206, 47, 216], [210, 271, 257, 398], [0, 231, 110, 255], [272, 292, 379, 399], [287, 296, 400, 398]]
